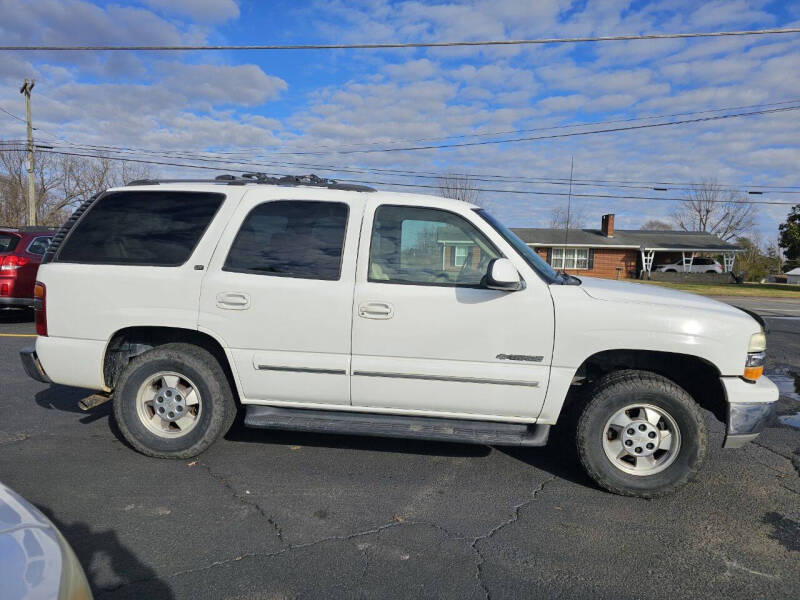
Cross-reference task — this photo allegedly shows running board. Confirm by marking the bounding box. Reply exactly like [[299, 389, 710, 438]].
[[244, 405, 550, 447]]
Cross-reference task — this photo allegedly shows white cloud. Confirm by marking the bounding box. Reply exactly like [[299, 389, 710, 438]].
[[160, 63, 288, 107], [142, 0, 240, 23]]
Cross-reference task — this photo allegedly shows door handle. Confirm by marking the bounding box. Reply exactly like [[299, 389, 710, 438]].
[[358, 302, 394, 319], [216, 292, 250, 310]]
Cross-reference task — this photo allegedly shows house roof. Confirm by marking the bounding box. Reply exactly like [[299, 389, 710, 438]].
[[786, 268, 800, 276], [510, 228, 742, 251]]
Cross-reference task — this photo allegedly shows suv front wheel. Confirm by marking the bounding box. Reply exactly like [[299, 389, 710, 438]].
[[576, 370, 707, 497], [113, 343, 237, 458]]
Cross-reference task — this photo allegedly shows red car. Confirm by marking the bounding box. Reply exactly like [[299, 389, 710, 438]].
[[0, 227, 55, 309]]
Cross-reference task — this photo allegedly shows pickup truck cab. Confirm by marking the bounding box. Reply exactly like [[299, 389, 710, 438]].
[[20, 174, 778, 497]]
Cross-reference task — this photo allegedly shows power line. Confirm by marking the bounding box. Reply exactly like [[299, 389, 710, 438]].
[[276, 99, 800, 150], [9, 98, 795, 154], [0, 105, 26, 124], [4, 146, 794, 205], [13, 103, 797, 163], [5, 137, 799, 195], [27, 140, 800, 195], [1, 28, 799, 51], [264, 105, 800, 154]]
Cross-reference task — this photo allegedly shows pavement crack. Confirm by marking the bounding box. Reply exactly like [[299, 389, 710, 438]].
[[469, 475, 558, 599], [98, 519, 462, 595], [752, 441, 800, 478], [196, 460, 284, 543]]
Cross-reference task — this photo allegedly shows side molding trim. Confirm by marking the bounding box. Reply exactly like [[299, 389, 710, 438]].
[[352, 371, 539, 387], [257, 365, 347, 375]]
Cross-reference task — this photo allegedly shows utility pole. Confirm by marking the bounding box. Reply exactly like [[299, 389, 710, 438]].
[[19, 78, 36, 226]]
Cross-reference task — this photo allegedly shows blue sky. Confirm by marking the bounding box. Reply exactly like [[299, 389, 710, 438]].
[[1, 0, 799, 241]]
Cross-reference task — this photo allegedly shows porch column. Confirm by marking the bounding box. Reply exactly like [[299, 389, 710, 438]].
[[723, 252, 735, 272]]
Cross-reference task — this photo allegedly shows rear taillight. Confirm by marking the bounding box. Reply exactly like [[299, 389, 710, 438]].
[[34, 281, 47, 336], [0, 255, 29, 270]]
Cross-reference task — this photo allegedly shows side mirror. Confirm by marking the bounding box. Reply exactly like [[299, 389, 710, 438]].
[[486, 258, 522, 291]]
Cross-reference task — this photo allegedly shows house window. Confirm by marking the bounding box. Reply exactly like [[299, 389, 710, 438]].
[[551, 248, 590, 270], [452, 245, 469, 267]]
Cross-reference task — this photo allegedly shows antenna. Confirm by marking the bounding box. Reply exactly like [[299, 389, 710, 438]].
[[563, 156, 574, 248]]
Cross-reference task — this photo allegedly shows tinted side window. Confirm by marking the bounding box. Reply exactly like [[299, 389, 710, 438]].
[[57, 191, 224, 266], [26, 236, 51, 255], [0, 234, 20, 252], [224, 201, 348, 281], [368, 205, 500, 286]]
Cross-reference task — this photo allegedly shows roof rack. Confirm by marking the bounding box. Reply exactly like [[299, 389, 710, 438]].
[[126, 173, 376, 193]]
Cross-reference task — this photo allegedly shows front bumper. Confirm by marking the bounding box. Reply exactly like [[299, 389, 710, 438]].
[[720, 376, 778, 448], [19, 346, 52, 384]]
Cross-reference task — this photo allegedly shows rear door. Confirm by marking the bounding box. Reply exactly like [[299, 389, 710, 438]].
[[198, 190, 363, 406]]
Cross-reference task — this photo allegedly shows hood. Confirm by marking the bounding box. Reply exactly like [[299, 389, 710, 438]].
[[577, 276, 746, 317]]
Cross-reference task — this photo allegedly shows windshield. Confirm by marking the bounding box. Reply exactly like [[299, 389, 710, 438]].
[[475, 209, 560, 283]]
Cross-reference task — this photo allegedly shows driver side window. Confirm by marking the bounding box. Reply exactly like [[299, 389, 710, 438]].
[[368, 205, 501, 287]]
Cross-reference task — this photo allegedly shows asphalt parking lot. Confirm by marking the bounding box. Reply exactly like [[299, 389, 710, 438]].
[[1, 299, 798, 600]]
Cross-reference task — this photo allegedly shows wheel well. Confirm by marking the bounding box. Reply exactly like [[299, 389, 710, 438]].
[[103, 327, 239, 402], [574, 349, 726, 423]]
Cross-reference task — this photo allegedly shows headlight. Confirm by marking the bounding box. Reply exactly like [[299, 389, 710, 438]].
[[744, 332, 766, 381], [748, 332, 766, 353]]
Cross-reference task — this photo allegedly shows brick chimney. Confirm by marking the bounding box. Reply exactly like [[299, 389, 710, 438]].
[[601, 214, 615, 237]]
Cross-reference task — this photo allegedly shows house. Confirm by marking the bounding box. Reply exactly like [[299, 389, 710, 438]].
[[786, 268, 800, 285], [436, 213, 742, 280], [511, 215, 742, 279]]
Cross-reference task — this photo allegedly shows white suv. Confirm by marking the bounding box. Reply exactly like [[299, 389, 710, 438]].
[[655, 258, 723, 273], [20, 174, 777, 497]]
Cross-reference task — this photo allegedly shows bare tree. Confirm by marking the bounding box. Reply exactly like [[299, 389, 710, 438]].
[[671, 180, 755, 241], [0, 148, 154, 226], [549, 204, 586, 229], [641, 219, 673, 230], [438, 172, 482, 205]]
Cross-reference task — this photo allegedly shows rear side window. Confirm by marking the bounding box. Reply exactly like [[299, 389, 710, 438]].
[[57, 191, 224, 266], [0, 234, 21, 253], [224, 200, 348, 281], [26, 236, 51, 255]]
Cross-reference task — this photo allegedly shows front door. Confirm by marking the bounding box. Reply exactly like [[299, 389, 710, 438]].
[[350, 202, 554, 420], [199, 191, 363, 406]]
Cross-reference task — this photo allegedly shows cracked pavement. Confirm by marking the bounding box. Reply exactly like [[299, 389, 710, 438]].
[[0, 301, 798, 599]]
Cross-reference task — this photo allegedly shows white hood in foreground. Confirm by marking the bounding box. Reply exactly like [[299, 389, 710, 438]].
[[577, 277, 745, 317]]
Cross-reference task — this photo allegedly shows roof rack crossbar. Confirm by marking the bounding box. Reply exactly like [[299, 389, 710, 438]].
[[125, 173, 376, 192]]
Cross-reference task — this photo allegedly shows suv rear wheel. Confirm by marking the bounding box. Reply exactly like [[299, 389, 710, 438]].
[[576, 370, 707, 497], [113, 343, 236, 458]]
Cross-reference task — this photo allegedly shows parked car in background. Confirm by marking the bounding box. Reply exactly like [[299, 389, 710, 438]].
[[0, 228, 55, 309], [0, 480, 92, 600], [655, 257, 722, 273]]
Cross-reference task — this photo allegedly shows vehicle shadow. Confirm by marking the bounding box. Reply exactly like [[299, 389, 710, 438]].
[[34, 385, 111, 425], [224, 416, 492, 458], [497, 444, 596, 489], [226, 418, 596, 487], [36, 505, 175, 599]]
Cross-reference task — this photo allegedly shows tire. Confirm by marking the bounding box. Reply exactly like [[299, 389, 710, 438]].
[[113, 343, 237, 458], [706, 270, 717, 274], [576, 369, 707, 498], [665, 269, 677, 273]]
